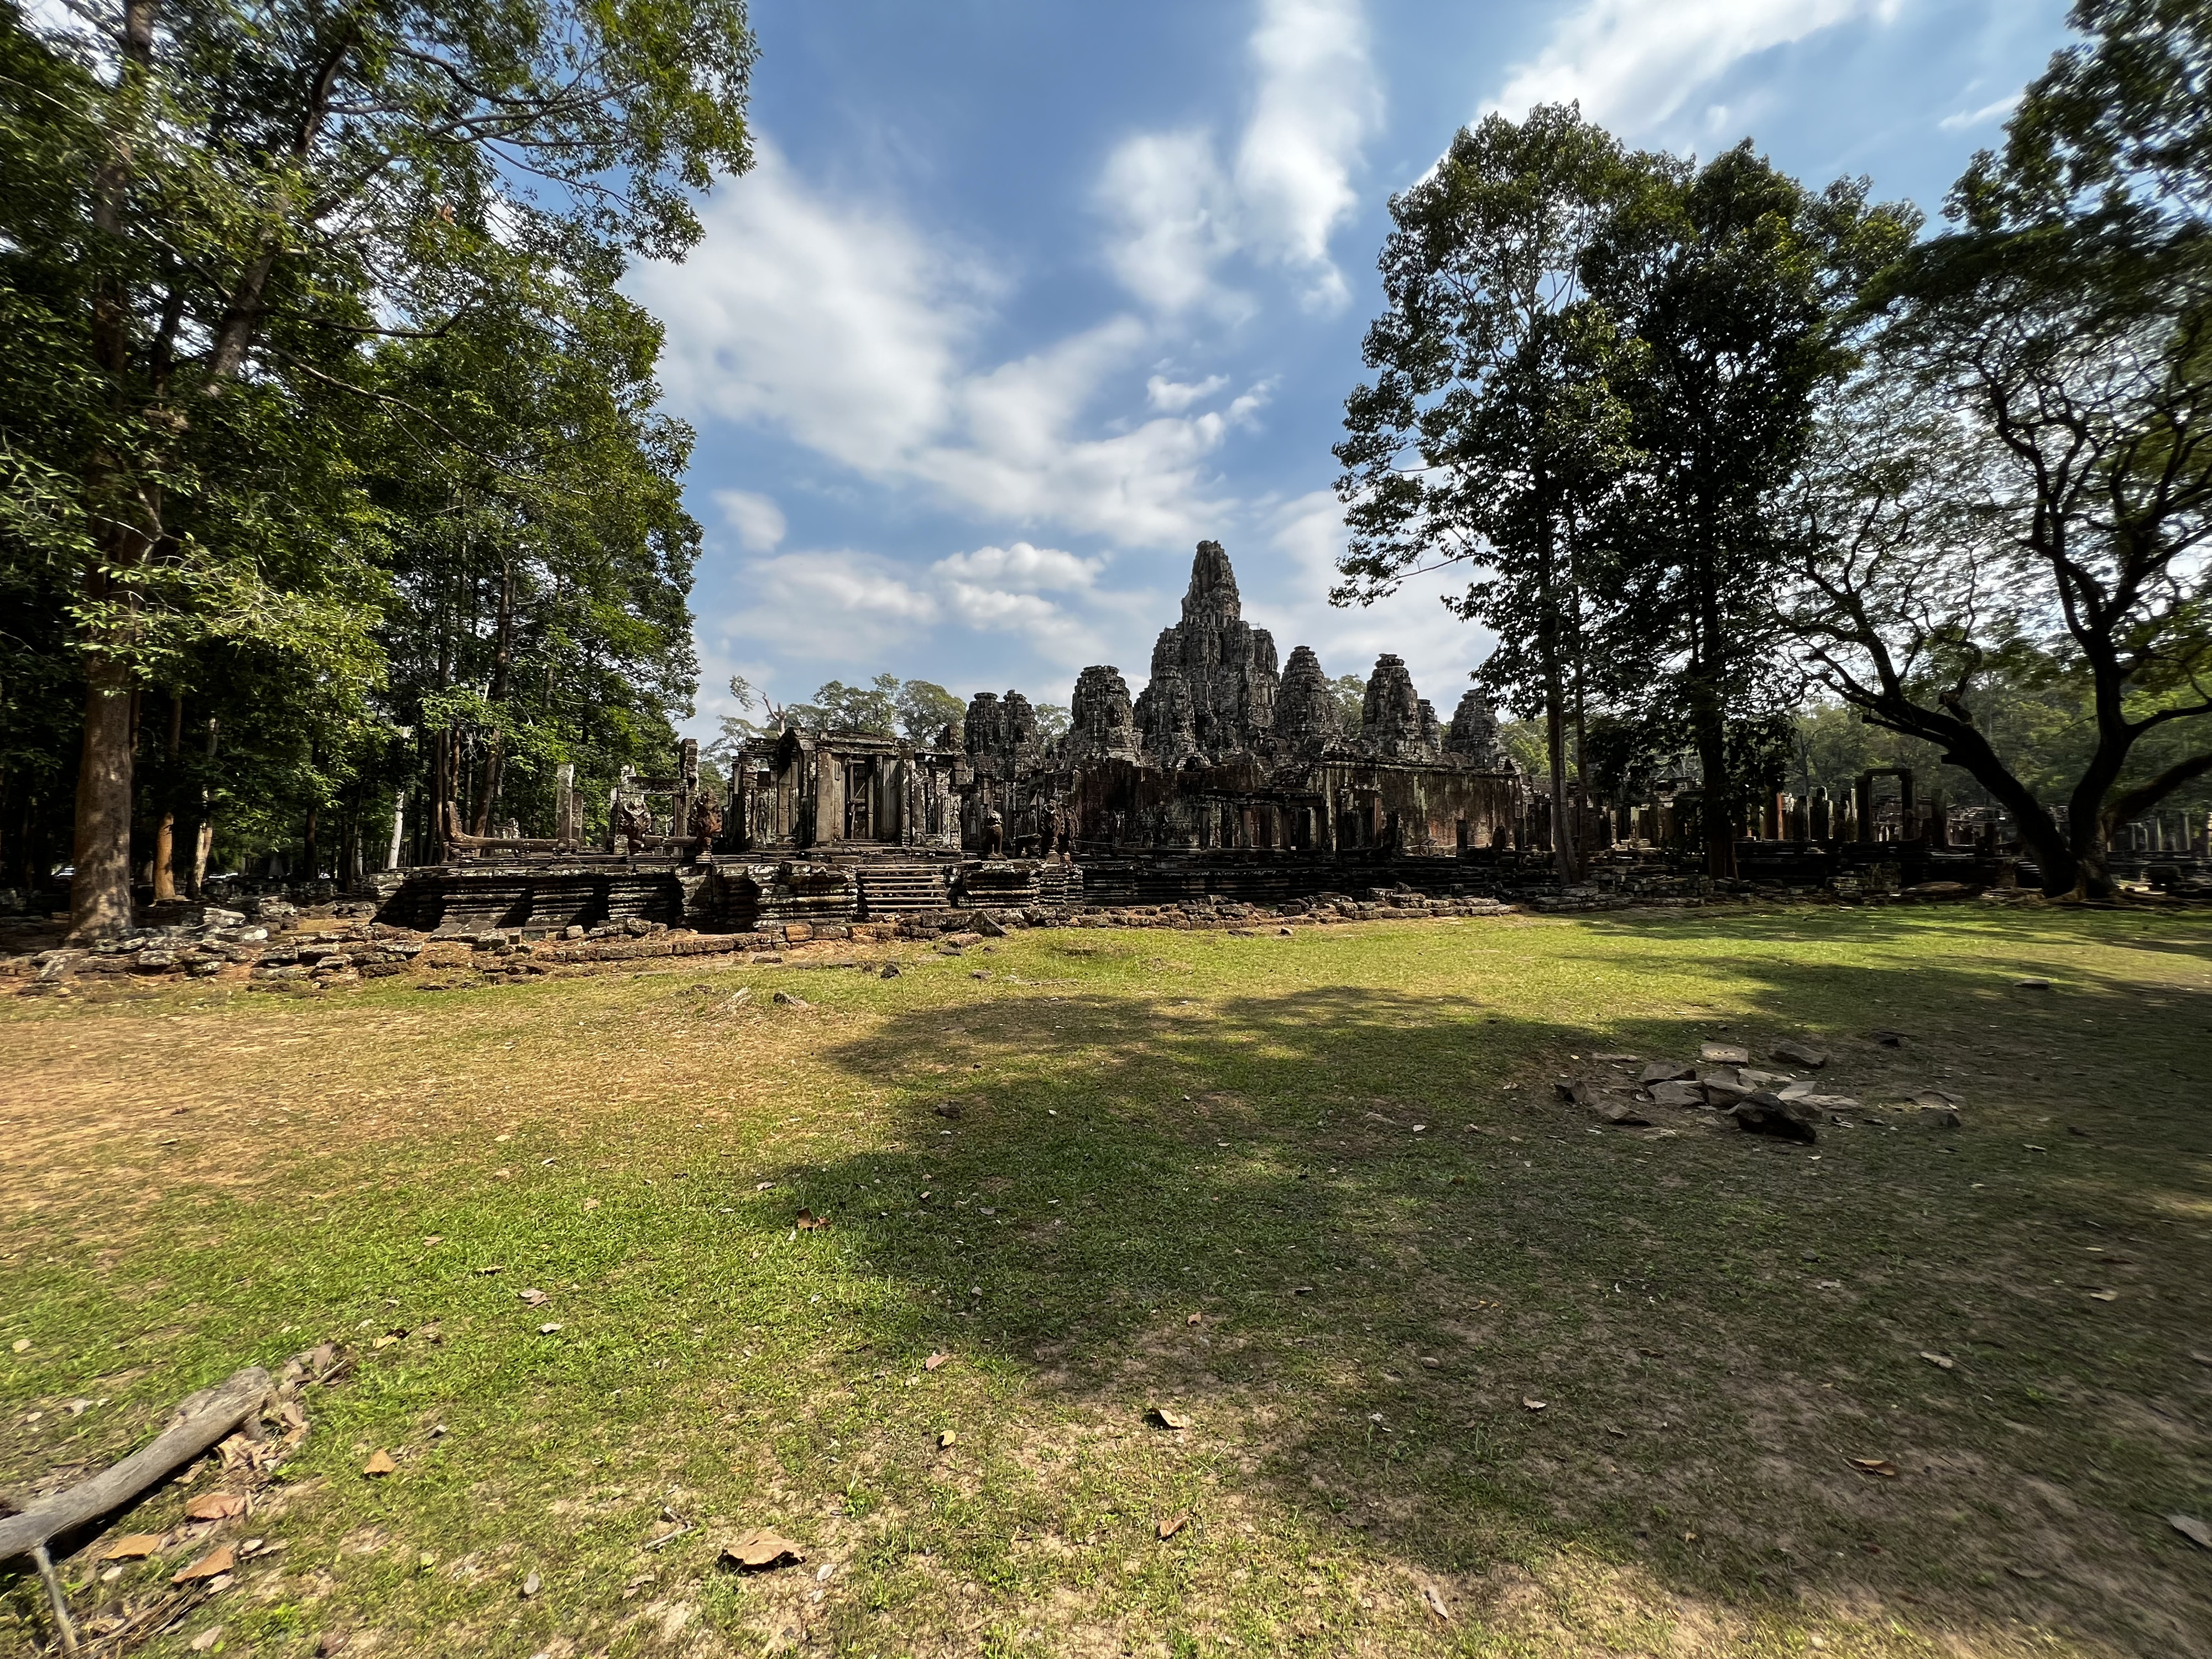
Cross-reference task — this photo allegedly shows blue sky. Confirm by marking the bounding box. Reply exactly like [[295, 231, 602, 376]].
[[626, 0, 2075, 737]]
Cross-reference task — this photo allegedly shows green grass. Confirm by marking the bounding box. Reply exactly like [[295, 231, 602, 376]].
[[2, 904, 2209, 1657]]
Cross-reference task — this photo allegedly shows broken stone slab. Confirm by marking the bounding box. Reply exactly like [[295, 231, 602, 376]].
[[1553, 1078, 1593, 1106], [1645, 1080, 1707, 1109], [1771, 1039, 1828, 1068], [1699, 1041, 1750, 1065], [1729, 1092, 1819, 1143], [1595, 1098, 1651, 1126], [1912, 1105, 1960, 1129], [1640, 1061, 1695, 1086], [1795, 1093, 1860, 1112], [1699, 1067, 1752, 1106]]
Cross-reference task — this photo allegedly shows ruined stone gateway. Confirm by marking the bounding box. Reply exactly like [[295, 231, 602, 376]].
[[381, 542, 1532, 935]]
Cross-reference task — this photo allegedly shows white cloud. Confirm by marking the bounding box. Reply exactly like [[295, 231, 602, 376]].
[[1095, 0, 1380, 316], [1939, 93, 2021, 133], [712, 489, 786, 553], [1235, 0, 1384, 310], [1098, 132, 1243, 316], [635, 144, 1236, 547], [931, 541, 1105, 592], [718, 540, 1153, 680], [1489, 0, 1898, 137], [1146, 372, 1230, 413]]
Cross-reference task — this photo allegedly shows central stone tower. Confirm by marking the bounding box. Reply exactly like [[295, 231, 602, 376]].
[[1133, 541, 1281, 765]]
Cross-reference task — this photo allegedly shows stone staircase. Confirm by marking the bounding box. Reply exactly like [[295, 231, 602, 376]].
[[855, 864, 953, 916]]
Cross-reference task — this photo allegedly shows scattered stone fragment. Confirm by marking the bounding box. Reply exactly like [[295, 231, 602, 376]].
[[771, 990, 808, 1008], [1771, 1039, 1828, 1068], [1699, 1068, 1753, 1107], [2015, 977, 2052, 990], [1596, 1098, 1651, 1127], [1640, 1061, 1695, 1086], [932, 1102, 963, 1120], [2170, 1515, 2212, 1550], [1646, 1080, 1707, 1109], [1700, 1041, 1750, 1065], [1728, 1092, 1819, 1143]]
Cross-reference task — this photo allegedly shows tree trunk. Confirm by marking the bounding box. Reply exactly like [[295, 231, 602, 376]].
[[1533, 484, 1579, 883], [301, 803, 318, 885], [69, 654, 136, 940], [474, 559, 516, 837], [152, 693, 182, 902]]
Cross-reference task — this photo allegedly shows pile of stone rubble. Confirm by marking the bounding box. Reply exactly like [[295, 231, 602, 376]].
[[1553, 1037, 1963, 1144]]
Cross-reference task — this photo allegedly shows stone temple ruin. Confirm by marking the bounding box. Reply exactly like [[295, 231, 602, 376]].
[[373, 538, 2078, 940], [379, 541, 1540, 935]]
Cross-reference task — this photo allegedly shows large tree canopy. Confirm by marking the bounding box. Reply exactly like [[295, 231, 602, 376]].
[[1785, 0, 2212, 898], [0, 0, 753, 932]]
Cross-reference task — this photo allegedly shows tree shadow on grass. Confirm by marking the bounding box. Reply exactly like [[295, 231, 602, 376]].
[[755, 941, 2212, 1656]]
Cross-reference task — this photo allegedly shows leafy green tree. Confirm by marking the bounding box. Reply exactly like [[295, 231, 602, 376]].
[[895, 679, 966, 745], [1584, 143, 1917, 874], [788, 676, 900, 736], [367, 258, 704, 853], [0, 0, 753, 936], [1336, 106, 1643, 880], [1329, 675, 1366, 735], [1787, 0, 2212, 896]]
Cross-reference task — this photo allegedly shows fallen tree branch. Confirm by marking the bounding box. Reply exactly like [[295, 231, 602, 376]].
[[0, 1367, 273, 1563]]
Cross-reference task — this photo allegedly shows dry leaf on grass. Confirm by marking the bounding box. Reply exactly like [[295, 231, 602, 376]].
[[538, 1322, 563, 1334], [1148, 1406, 1192, 1430], [184, 1493, 247, 1522], [173, 1546, 234, 1583], [476, 1265, 504, 1275], [1849, 1457, 1900, 1478], [1185, 1312, 1202, 1326], [937, 1430, 958, 1448], [2089, 1290, 2119, 1301], [1422, 1583, 1451, 1621], [2170, 1514, 2212, 1550], [796, 1209, 831, 1231], [1919, 1352, 1955, 1369], [1157, 1512, 1189, 1540], [520, 1571, 541, 1599], [721, 1529, 805, 1571], [1521, 1397, 1547, 1412], [103, 1533, 164, 1561], [518, 1288, 547, 1306], [362, 1451, 397, 1477], [924, 1352, 951, 1371]]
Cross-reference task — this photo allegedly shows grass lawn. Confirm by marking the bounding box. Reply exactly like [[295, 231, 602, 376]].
[[2, 905, 2209, 1658]]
